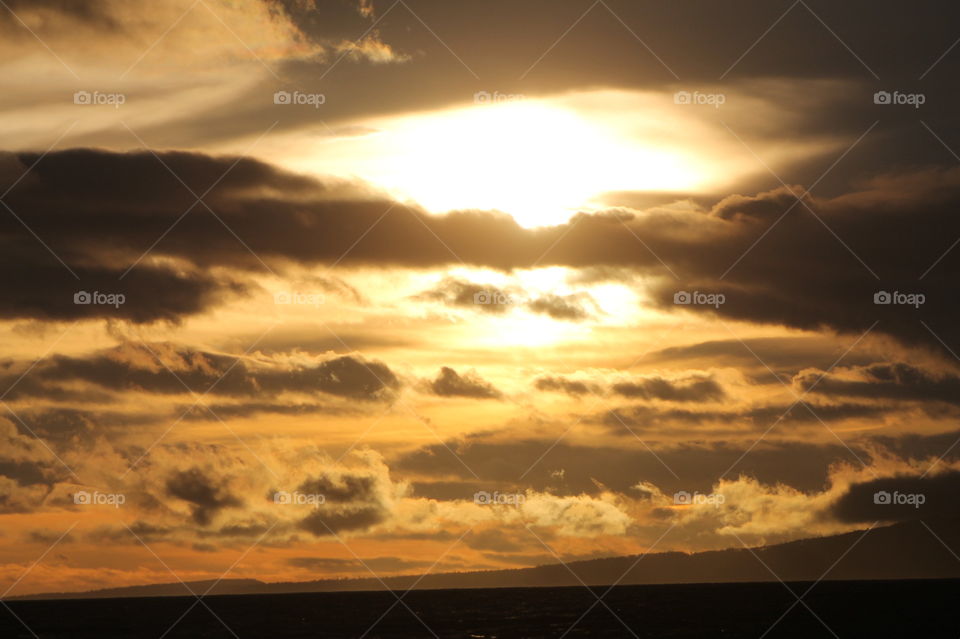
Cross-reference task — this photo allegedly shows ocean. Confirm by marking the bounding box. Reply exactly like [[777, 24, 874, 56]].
[[3, 579, 957, 638]]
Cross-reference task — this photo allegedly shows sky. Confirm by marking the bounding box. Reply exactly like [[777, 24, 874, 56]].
[[2, 0, 960, 597]]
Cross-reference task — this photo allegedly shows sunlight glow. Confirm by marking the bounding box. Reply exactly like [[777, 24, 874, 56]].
[[366, 100, 700, 228]]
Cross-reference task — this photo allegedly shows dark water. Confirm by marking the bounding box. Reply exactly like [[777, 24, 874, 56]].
[[3, 579, 958, 638]]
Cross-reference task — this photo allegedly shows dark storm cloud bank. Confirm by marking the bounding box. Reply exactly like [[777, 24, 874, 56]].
[[5, 148, 960, 352], [0, 342, 399, 403]]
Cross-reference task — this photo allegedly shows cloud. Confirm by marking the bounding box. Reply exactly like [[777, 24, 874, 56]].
[[165, 468, 242, 526], [602, 402, 886, 435], [611, 376, 725, 402], [418, 278, 597, 322], [0, 262, 245, 324], [180, 402, 346, 421], [429, 367, 502, 400], [522, 491, 632, 537], [644, 336, 879, 373], [289, 453, 403, 536], [797, 362, 960, 406], [10, 149, 960, 348], [275, 0, 410, 64], [533, 372, 724, 402], [525, 293, 596, 321], [0, 342, 400, 403], [395, 435, 877, 496], [533, 376, 599, 396], [1, 0, 321, 68], [298, 507, 385, 535], [830, 470, 960, 523]]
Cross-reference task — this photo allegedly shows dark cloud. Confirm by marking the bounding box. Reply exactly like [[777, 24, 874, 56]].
[[165, 468, 242, 526], [799, 362, 960, 405], [611, 376, 725, 402], [429, 367, 502, 400], [15, 408, 159, 446], [418, 279, 595, 321], [644, 337, 879, 373], [831, 471, 960, 523], [298, 506, 385, 535], [533, 376, 598, 396], [180, 402, 347, 421], [296, 474, 379, 503], [0, 461, 53, 489], [50, 0, 958, 161], [533, 373, 724, 402], [602, 402, 886, 434], [9, 149, 960, 348], [416, 279, 518, 315], [0, 261, 244, 325], [1, 0, 119, 29], [289, 466, 395, 536], [0, 343, 399, 403], [870, 430, 960, 466], [525, 293, 595, 321], [395, 436, 872, 495]]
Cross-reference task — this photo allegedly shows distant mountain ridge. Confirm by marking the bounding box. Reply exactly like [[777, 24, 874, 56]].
[[19, 517, 960, 600]]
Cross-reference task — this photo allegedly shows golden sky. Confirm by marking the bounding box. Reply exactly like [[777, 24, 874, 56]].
[[2, 0, 960, 596]]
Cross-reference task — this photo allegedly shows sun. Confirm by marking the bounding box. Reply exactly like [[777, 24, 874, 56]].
[[368, 99, 700, 228], [277, 95, 708, 229]]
